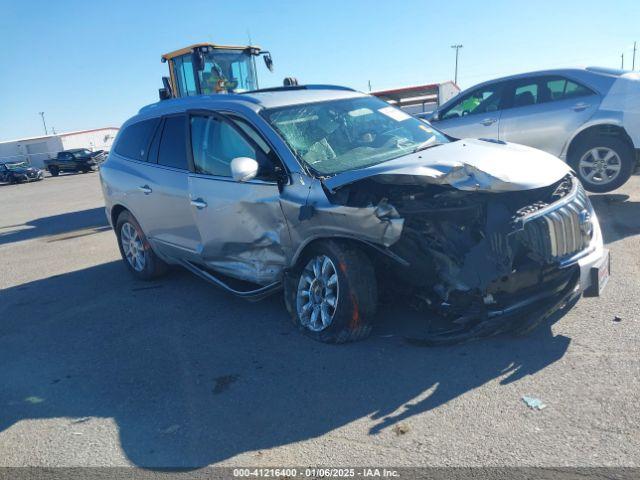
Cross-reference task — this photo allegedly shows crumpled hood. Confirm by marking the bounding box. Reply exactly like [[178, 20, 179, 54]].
[[323, 139, 571, 192]]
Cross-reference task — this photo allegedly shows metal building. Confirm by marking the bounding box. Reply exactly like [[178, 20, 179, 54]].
[[371, 81, 460, 115], [0, 127, 119, 168]]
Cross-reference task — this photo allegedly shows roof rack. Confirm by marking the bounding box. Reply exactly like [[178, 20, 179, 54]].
[[243, 84, 357, 94], [138, 93, 262, 114]]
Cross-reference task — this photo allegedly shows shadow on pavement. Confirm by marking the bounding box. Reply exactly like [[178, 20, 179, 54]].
[[0, 260, 571, 468], [0, 208, 109, 246], [590, 193, 640, 243]]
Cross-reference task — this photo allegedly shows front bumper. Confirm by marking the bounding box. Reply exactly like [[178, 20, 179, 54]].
[[17, 172, 43, 182], [572, 210, 609, 297], [412, 212, 608, 346]]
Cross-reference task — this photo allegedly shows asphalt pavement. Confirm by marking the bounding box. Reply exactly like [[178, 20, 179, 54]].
[[0, 171, 638, 469]]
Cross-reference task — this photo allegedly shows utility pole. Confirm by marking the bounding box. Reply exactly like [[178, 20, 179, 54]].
[[633, 41, 637, 70], [451, 44, 463, 85], [621, 53, 624, 70], [368, 80, 372, 92], [38, 112, 48, 135]]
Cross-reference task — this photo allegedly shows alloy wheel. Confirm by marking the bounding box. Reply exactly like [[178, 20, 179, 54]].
[[120, 222, 146, 272], [296, 255, 339, 332], [578, 147, 622, 185]]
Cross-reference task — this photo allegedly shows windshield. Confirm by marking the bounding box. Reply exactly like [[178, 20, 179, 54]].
[[5, 161, 29, 170], [199, 49, 258, 94], [71, 149, 91, 158], [262, 96, 448, 175]]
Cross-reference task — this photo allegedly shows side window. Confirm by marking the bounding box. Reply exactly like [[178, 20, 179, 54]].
[[157, 115, 188, 170], [513, 82, 538, 107], [509, 77, 594, 108], [546, 78, 568, 101], [173, 56, 197, 97], [190, 115, 273, 179], [442, 84, 503, 119], [545, 77, 593, 101], [114, 119, 160, 161], [564, 80, 592, 99], [229, 116, 272, 155]]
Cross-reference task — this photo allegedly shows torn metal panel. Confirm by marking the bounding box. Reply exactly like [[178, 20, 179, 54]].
[[324, 138, 571, 193], [189, 174, 292, 285], [281, 178, 405, 264]]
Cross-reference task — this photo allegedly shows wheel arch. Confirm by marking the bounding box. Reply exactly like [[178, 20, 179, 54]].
[[109, 203, 129, 229], [565, 123, 635, 162], [288, 235, 402, 272]]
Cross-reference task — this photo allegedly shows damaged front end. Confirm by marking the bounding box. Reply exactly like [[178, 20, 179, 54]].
[[326, 172, 595, 344]]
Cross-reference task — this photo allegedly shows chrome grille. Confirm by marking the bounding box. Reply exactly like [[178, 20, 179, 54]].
[[520, 181, 591, 262]]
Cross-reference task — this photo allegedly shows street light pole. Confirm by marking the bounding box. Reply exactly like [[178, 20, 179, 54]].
[[451, 44, 463, 85], [39, 112, 48, 135]]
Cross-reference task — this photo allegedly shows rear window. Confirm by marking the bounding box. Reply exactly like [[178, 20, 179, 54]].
[[114, 118, 159, 161], [157, 115, 188, 170]]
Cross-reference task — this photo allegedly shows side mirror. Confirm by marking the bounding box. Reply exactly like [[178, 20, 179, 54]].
[[230, 157, 259, 182], [263, 53, 274, 72], [158, 88, 171, 101]]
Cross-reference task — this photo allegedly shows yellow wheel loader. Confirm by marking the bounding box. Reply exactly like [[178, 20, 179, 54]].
[[159, 43, 274, 99]]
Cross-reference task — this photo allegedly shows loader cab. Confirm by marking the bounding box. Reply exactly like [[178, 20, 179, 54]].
[[160, 43, 273, 99]]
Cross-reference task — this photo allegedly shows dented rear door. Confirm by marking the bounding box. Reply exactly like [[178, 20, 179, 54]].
[[187, 113, 290, 285]]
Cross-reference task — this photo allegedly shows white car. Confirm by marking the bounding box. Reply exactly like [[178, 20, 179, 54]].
[[430, 67, 640, 192]]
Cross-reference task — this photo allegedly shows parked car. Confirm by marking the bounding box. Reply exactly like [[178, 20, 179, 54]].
[[429, 67, 640, 193], [100, 86, 609, 344], [44, 148, 106, 176], [0, 161, 44, 183]]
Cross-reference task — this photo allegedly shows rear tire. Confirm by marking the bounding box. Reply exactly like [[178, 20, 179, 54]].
[[49, 167, 59, 176], [284, 241, 377, 343], [115, 211, 167, 280], [570, 136, 633, 193]]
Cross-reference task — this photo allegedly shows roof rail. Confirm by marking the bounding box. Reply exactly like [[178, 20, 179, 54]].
[[243, 84, 357, 94], [138, 93, 262, 114]]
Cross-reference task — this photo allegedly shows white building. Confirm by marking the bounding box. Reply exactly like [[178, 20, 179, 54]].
[[371, 81, 461, 115], [0, 127, 119, 168]]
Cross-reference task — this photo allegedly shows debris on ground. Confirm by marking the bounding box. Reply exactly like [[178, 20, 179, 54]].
[[613, 315, 622, 322], [70, 417, 90, 424], [213, 374, 240, 394], [522, 396, 547, 410], [392, 423, 410, 436], [24, 396, 44, 404], [160, 424, 180, 434]]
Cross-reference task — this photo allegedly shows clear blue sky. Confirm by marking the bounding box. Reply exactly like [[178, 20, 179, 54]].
[[1, 0, 638, 141]]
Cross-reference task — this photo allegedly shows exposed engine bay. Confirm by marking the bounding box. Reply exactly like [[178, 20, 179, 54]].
[[326, 173, 591, 344]]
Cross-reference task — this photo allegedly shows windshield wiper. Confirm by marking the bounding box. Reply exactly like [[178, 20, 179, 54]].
[[412, 136, 441, 153]]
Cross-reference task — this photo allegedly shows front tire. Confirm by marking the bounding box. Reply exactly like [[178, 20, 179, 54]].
[[49, 167, 59, 176], [570, 136, 634, 193], [115, 211, 167, 280], [285, 241, 377, 343]]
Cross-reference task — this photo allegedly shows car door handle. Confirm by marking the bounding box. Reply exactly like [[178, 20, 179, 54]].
[[573, 102, 590, 112], [190, 198, 208, 209], [481, 117, 497, 126], [138, 185, 152, 194]]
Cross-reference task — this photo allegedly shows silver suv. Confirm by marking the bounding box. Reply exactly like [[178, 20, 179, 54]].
[[430, 67, 640, 192], [100, 86, 609, 344]]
